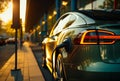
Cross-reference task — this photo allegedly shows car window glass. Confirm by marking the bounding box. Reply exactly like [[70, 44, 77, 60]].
[[74, 15, 86, 25], [64, 14, 76, 28], [53, 14, 72, 35], [49, 14, 68, 37]]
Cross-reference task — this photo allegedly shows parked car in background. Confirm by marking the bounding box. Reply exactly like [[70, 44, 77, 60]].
[[6, 37, 16, 44], [42, 9, 120, 81], [0, 36, 6, 46]]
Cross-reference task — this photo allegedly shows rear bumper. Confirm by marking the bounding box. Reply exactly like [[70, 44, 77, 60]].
[[64, 63, 120, 81], [65, 69, 120, 81]]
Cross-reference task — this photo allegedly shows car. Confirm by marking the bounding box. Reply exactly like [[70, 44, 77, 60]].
[[42, 9, 120, 81], [0, 36, 6, 46], [6, 37, 16, 44]]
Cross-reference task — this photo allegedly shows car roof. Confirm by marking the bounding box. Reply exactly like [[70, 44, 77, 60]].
[[76, 9, 120, 21]]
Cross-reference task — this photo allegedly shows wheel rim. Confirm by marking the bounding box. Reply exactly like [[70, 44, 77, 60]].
[[56, 54, 64, 81]]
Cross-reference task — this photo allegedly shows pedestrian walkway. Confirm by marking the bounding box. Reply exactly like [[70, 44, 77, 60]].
[[0, 42, 45, 81]]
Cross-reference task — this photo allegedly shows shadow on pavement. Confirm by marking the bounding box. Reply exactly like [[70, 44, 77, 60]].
[[11, 69, 23, 81], [30, 44, 55, 81]]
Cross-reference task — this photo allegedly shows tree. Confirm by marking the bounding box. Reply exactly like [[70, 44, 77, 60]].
[[0, 0, 11, 13], [3, 20, 15, 37], [99, 0, 120, 9]]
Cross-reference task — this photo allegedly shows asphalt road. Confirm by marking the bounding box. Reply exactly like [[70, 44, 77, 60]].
[[30, 45, 55, 81], [0, 44, 15, 69]]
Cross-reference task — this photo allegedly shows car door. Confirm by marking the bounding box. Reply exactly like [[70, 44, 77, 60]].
[[45, 14, 72, 64], [45, 14, 68, 62]]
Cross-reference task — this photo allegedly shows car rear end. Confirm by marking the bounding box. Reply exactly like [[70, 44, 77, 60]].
[[65, 25, 120, 81], [64, 10, 120, 81]]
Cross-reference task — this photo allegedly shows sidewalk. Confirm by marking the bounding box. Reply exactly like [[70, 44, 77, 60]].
[[0, 42, 45, 81]]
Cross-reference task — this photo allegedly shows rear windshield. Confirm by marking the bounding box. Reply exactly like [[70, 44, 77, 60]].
[[79, 10, 120, 21]]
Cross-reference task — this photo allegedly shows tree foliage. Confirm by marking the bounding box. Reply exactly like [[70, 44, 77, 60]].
[[2, 20, 15, 37], [99, 0, 120, 9], [0, 0, 11, 13]]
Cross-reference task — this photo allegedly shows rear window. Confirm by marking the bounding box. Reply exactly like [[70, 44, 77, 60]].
[[79, 10, 120, 21]]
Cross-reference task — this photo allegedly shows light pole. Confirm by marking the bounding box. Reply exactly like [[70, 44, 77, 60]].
[[11, 0, 21, 71]]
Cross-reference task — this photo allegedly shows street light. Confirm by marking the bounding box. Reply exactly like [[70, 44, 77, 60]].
[[61, 1, 68, 14], [48, 15, 52, 20], [11, 0, 21, 71], [62, 1, 68, 6], [42, 21, 45, 25], [53, 10, 57, 16]]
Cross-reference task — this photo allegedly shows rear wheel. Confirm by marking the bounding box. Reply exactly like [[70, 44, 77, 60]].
[[53, 53, 66, 81]]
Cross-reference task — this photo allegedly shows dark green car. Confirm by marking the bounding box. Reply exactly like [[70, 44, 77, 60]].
[[42, 10, 120, 81]]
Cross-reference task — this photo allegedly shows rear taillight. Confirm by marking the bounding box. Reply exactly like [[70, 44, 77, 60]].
[[74, 30, 120, 45]]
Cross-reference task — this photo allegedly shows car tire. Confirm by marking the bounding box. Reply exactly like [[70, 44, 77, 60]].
[[53, 53, 66, 81]]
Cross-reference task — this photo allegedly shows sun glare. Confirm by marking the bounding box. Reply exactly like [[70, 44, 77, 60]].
[[0, 0, 26, 26], [20, 0, 26, 23], [0, 2, 12, 22]]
